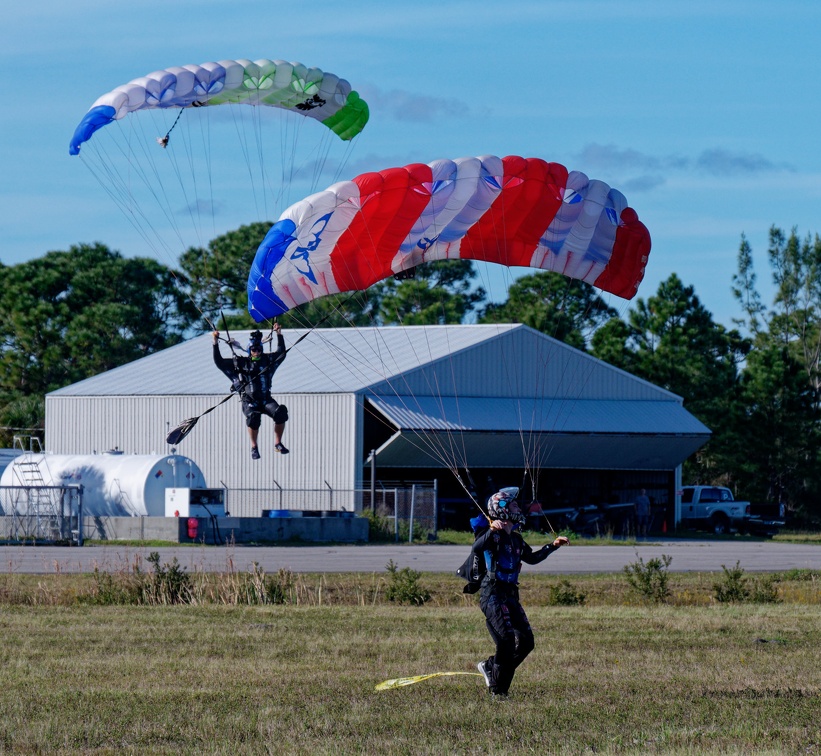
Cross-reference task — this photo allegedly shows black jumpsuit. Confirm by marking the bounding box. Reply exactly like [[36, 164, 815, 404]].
[[469, 528, 559, 695], [213, 335, 287, 429]]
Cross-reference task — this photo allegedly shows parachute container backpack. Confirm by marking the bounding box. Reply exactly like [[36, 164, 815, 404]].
[[247, 155, 651, 321]]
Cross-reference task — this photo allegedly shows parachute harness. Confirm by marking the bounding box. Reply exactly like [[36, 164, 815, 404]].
[[168, 296, 357, 446]]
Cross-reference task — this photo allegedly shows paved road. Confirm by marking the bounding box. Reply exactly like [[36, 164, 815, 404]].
[[0, 540, 819, 574]]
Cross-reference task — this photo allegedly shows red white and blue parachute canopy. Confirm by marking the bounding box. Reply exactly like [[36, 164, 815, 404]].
[[69, 58, 369, 155], [247, 155, 651, 321]]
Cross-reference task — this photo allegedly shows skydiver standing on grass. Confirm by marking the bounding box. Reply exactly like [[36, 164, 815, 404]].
[[212, 324, 289, 459], [460, 488, 569, 698]]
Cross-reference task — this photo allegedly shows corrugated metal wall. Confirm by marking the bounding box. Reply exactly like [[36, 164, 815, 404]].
[[45, 393, 362, 498]]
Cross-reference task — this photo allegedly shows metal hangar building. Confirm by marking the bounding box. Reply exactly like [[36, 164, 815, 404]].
[[45, 324, 710, 526]]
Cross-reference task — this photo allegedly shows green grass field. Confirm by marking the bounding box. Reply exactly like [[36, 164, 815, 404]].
[[0, 566, 820, 754]]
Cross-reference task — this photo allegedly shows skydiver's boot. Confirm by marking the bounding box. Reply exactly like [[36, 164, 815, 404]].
[[251, 446, 260, 460]]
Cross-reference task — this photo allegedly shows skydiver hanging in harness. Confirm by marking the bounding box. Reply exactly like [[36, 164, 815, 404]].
[[458, 487, 569, 698], [212, 325, 289, 460]]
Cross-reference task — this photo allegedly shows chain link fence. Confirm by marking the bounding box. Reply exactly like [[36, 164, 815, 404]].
[[225, 483, 438, 541], [0, 481, 438, 544], [0, 485, 84, 544]]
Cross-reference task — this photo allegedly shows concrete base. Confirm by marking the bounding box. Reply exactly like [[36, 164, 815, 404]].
[[0, 514, 368, 544], [80, 514, 368, 544]]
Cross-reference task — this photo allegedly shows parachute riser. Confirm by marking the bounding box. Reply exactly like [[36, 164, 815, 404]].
[[157, 108, 185, 149]]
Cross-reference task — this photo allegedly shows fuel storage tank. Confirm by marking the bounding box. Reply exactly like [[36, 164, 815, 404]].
[[0, 452, 207, 517]]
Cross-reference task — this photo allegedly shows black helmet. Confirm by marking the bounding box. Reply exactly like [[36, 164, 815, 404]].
[[486, 487, 524, 524], [247, 330, 264, 355]]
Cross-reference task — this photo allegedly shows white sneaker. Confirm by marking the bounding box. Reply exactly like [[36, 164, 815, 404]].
[[477, 660, 492, 688]]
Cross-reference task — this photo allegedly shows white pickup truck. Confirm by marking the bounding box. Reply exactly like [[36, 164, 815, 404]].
[[678, 486, 750, 535], [678, 486, 785, 536]]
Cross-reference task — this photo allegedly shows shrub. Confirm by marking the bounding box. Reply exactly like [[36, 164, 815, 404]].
[[83, 566, 143, 606], [713, 561, 750, 603], [216, 564, 293, 605], [547, 579, 586, 606], [397, 519, 429, 543], [782, 568, 820, 582], [142, 552, 193, 605], [714, 562, 781, 603], [750, 574, 780, 604], [384, 560, 430, 606], [623, 553, 672, 603], [264, 568, 293, 605], [364, 508, 394, 542]]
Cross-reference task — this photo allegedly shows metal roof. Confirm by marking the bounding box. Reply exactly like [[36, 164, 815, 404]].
[[366, 396, 710, 470], [49, 325, 518, 396], [367, 396, 711, 435], [49, 324, 677, 401], [45, 325, 710, 476]]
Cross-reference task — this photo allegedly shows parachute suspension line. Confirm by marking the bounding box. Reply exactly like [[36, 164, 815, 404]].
[[160, 106, 220, 251], [521, 279, 636, 510], [132, 110, 223, 330], [286, 313, 480, 507], [79, 116, 188, 264], [229, 101, 279, 223], [327, 132, 357, 186], [523, 273, 575, 501], [220, 311, 236, 357], [328, 174, 479, 484], [369, 282, 476, 479], [181, 97, 218, 249], [229, 103, 264, 224], [281, 113, 307, 208], [300, 183, 483, 508], [161, 107, 212, 253], [275, 106, 310, 211], [366, 291, 483, 510], [95, 112, 229, 335], [308, 130, 331, 193], [252, 99, 268, 216], [262, 285, 490, 520], [126, 110, 191, 252], [157, 107, 185, 149]]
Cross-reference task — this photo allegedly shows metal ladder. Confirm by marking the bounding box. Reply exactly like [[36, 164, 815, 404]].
[[11, 435, 61, 540]]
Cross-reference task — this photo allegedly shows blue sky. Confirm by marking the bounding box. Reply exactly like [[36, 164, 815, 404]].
[[3, 0, 820, 328]]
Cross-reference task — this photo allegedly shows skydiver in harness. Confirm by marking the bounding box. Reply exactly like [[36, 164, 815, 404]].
[[458, 487, 569, 698], [212, 325, 289, 460]]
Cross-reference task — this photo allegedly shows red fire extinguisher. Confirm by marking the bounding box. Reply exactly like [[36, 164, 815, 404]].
[[187, 517, 199, 540]]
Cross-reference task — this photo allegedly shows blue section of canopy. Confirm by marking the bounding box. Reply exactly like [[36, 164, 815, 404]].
[[248, 219, 298, 320], [69, 105, 117, 155]]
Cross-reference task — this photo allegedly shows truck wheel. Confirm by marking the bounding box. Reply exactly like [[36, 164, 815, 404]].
[[710, 514, 729, 535]]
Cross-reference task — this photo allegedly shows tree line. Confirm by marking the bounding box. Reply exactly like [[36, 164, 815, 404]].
[[2, 224, 819, 523]]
